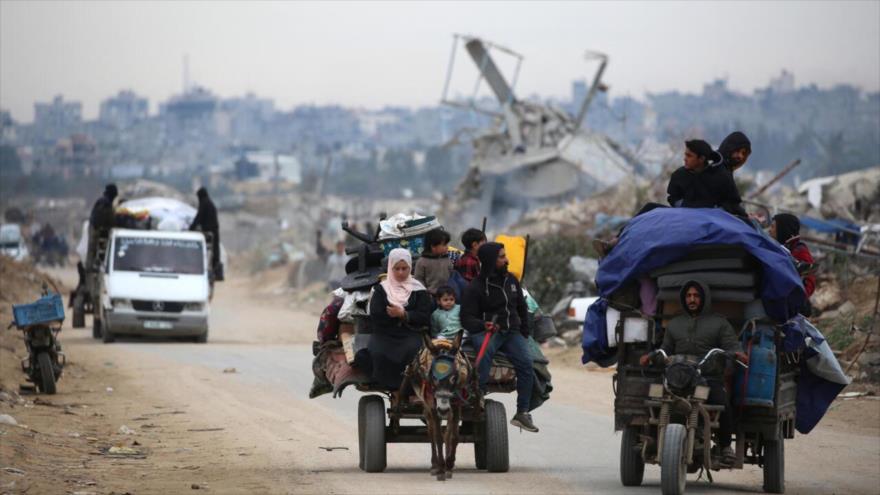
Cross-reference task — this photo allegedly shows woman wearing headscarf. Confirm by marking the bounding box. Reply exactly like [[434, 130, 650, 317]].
[[368, 248, 433, 390]]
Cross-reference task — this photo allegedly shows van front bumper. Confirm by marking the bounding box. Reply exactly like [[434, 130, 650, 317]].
[[104, 307, 208, 337]]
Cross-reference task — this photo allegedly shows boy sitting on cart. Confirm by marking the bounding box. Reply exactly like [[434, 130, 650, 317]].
[[640, 280, 749, 463]]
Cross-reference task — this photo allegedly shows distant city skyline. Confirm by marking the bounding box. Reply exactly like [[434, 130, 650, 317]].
[[2, 1, 879, 123]]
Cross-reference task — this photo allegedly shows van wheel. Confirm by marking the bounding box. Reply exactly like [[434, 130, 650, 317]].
[[661, 423, 687, 495], [194, 330, 208, 343], [101, 312, 114, 344], [620, 425, 645, 486], [763, 428, 785, 493]]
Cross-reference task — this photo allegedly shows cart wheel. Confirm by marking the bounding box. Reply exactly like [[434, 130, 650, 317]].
[[361, 395, 386, 473], [91, 316, 102, 339], [36, 352, 56, 395], [72, 294, 85, 328], [763, 428, 785, 493], [484, 399, 509, 473], [620, 425, 645, 486], [661, 423, 687, 495], [357, 396, 368, 470], [474, 440, 487, 470]]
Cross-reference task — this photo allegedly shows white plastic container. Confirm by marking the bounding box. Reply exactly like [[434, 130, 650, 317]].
[[605, 307, 649, 346]]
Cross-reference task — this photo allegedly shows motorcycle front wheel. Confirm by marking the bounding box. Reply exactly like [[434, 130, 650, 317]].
[[36, 352, 57, 394]]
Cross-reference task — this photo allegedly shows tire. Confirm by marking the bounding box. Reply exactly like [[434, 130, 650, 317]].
[[92, 316, 102, 339], [72, 294, 85, 328], [763, 429, 785, 493], [36, 352, 56, 395], [620, 425, 645, 486], [661, 423, 687, 495], [357, 396, 367, 470], [194, 330, 208, 343], [474, 440, 487, 470], [361, 395, 386, 473], [101, 312, 114, 344], [484, 399, 509, 473]]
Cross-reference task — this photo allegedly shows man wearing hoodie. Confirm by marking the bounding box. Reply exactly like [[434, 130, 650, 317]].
[[460, 242, 538, 432], [86, 184, 118, 270], [640, 280, 747, 462], [189, 187, 221, 276], [717, 131, 752, 174]]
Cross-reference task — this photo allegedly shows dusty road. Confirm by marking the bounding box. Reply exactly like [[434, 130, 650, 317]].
[[3, 271, 880, 494]]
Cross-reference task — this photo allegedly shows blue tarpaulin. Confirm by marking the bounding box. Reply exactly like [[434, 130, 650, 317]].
[[595, 207, 805, 322]]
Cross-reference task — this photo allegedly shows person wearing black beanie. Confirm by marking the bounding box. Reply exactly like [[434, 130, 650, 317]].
[[717, 131, 752, 172]]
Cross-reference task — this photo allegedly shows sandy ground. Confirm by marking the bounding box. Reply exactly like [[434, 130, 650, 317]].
[[1, 264, 879, 494]]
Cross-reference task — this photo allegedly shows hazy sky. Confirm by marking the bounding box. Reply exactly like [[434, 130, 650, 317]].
[[2, 1, 879, 122]]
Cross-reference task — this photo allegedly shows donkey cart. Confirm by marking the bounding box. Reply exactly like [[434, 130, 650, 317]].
[[357, 349, 518, 474]]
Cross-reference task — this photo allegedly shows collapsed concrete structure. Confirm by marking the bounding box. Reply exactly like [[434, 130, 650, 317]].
[[440, 36, 645, 230]]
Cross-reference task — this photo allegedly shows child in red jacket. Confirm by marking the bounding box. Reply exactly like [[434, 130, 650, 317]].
[[771, 213, 815, 315]]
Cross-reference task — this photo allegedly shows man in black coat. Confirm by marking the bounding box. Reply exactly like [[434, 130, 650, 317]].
[[667, 139, 747, 218], [189, 187, 221, 275], [717, 131, 752, 173], [460, 242, 538, 432], [85, 184, 117, 269]]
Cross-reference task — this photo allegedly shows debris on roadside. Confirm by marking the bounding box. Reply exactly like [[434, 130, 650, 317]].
[[222, 367, 237, 374], [118, 425, 136, 435], [0, 413, 18, 426]]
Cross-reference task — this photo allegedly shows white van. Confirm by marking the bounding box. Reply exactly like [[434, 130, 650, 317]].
[[0, 223, 30, 261], [100, 228, 210, 343]]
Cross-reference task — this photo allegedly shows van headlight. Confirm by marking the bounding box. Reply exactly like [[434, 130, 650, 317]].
[[184, 302, 204, 311], [111, 298, 132, 309]]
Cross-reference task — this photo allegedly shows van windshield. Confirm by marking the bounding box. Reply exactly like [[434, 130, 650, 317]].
[[113, 236, 204, 275]]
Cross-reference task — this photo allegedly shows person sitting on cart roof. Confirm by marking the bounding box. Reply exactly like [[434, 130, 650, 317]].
[[368, 248, 433, 391], [667, 139, 748, 218], [413, 228, 453, 295], [460, 242, 539, 433], [716, 131, 752, 174], [640, 280, 748, 462]]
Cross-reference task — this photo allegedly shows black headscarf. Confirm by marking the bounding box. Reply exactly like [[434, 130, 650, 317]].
[[104, 183, 118, 200], [476, 242, 505, 279], [773, 213, 800, 244], [718, 132, 751, 170], [685, 139, 722, 165], [197, 187, 209, 201]]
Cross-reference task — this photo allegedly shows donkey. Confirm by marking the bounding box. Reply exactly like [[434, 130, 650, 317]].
[[409, 330, 470, 481]]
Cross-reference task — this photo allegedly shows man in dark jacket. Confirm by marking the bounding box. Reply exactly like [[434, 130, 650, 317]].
[[641, 280, 747, 461], [667, 139, 748, 218], [189, 188, 221, 275], [460, 242, 537, 432], [86, 184, 118, 269], [717, 131, 752, 173], [770, 213, 815, 315]]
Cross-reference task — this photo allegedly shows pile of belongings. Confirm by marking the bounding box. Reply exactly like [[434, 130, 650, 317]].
[[581, 207, 850, 434]]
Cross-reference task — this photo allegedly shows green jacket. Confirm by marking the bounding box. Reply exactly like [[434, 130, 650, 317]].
[[660, 280, 741, 372]]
